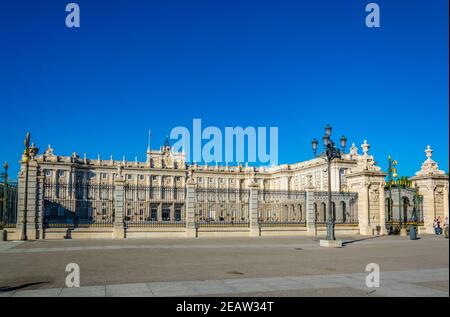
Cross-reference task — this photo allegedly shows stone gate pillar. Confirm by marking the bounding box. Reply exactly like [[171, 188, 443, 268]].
[[185, 176, 197, 238], [411, 146, 449, 234], [36, 175, 45, 240], [16, 160, 39, 240], [113, 173, 125, 238], [305, 176, 316, 236], [249, 182, 259, 237], [346, 140, 387, 236]]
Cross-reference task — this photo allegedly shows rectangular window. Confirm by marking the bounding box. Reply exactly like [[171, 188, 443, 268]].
[[162, 206, 170, 221], [175, 208, 182, 221], [151, 207, 157, 221]]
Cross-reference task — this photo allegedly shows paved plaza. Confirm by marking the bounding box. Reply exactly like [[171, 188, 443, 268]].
[[0, 235, 448, 297]]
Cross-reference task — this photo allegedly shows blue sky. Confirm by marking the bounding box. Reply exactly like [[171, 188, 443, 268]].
[[0, 0, 448, 178]]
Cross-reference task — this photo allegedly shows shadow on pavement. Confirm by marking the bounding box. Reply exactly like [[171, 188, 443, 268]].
[[342, 236, 383, 246], [0, 281, 49, 293]]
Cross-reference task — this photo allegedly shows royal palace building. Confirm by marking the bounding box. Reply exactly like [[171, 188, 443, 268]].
[[1, 138, 448, 240]]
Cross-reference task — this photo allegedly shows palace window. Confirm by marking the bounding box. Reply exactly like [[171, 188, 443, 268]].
[[162, 206, 170, 221], [150, 207, 157, 221], [175, 207, 182, 221]]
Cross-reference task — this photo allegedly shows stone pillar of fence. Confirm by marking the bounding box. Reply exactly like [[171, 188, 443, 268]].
[[305, 184, 316, 236], [378, 181, 386, 235], [249, 182, 259, 237], [36, 175, 45, 239], [411, 146, 449, 234], [185, 179, 197, 238], [16, 160, 39, 240], [113, 175, 125, 238]]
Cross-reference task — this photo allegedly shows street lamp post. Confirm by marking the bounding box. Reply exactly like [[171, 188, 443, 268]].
[[312, 124, 347, 242], [20, 133, 38, 241]]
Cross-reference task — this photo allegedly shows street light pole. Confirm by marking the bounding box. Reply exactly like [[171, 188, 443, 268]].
[[20, 133, 38, 241], [326, 157, 334, 240], [312, 125, 346, 242]]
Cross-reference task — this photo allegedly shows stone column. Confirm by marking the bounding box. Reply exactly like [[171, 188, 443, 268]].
[[412, 178, 449, 234], [346, 171, 386, 236], [305, 187, 316, 236], [185, 180, 197, 238], [36, 175, 45, 239], [378, 182, 386, 235], [113, 175, 125, 238], [16, 160, 39, 240], [444, 185, 449, 220], [249, 182, 259, 237], [411, 146, 449, 234]]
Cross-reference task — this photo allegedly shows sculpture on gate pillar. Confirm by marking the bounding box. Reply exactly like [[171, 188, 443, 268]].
[[415, 146, 445, 176]]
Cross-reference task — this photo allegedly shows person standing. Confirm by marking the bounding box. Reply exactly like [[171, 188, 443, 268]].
[[444, 217, 449, 238], [433, 218, 439, 235]]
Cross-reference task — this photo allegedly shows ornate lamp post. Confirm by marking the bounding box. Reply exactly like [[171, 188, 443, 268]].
[[20, 133, 39, 241], [312, 124, 347, 242]]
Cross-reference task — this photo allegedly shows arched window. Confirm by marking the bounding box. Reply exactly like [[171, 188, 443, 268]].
[[321, 202, 326, 222], [402, 197, 410, 223], [341, 201, 346, 222]]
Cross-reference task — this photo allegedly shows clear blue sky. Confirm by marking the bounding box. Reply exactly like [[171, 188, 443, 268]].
[[0, 0, 448, 178]]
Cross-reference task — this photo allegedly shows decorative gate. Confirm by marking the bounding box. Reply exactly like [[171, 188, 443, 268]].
[[385, 186, 423, 234]]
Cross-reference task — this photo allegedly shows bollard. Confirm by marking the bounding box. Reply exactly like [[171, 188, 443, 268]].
[[409, 225, 417, 240]]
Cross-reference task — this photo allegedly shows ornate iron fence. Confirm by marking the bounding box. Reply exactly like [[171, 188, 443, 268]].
[[313, 191, 358, 225], [43, 182, 115, 228], [258, 190, 306, 226], [0, 180, 18, 228], [195, 188, 249, 227], [124, 185, 185, 227]]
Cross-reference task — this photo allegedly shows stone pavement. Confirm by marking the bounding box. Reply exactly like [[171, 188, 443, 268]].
[[0, 235, 448, 297], [1, 268, 447, 297]]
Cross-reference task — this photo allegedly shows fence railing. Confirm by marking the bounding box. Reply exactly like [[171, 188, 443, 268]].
[[314, 218, 359, 226], [258, 190, 306, 224], [32, 182, 362, 232], [0, 181, 18, 228], [125, 220, 186, 228], [123, 186, 185, 224], [43, 183, 115, 225], [195, 188, 250, 227]]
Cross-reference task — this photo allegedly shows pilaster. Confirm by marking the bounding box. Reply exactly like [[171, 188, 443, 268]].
[[249, 183, 260, 237], [185, 180, 197, 238], [113, 175, 125, 238]]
